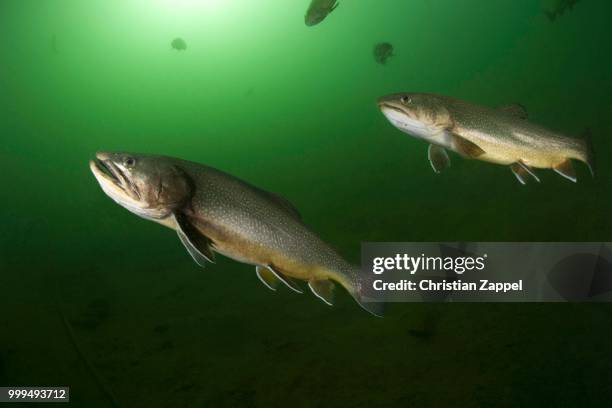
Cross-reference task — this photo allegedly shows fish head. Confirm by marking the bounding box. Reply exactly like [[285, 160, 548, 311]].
[[90, 152, 192, 220], [377, 93, 453, 142], [305, 1, 336, 26], [305, 8, 327, 26]]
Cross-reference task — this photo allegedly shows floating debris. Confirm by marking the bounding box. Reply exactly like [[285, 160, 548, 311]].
[[171, 37, 187, 51], [373, 42, 394, 65]]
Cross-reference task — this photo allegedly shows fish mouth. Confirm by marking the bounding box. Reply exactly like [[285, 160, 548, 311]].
[[378, 101, 404, 113], [90, 157, 124, 189], [89, 153, 141, 202]]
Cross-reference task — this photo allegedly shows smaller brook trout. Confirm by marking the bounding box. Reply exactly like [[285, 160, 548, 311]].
[[378, 93, 595, 184]]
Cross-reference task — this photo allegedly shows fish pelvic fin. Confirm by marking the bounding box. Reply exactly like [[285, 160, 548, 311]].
[[511, 162, 540, 185]]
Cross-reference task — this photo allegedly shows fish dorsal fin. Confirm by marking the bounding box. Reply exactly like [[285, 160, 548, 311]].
[[308, 279, 335, 306], [427, 144, 451, 173], [510, 161, 540, 185], [553, 159, 577, 182], [266, 192, 302, 221], [498, 104, 528, 119], [451, 134, 486, 158], [260, 265, 303, 293], [173, 212, 215, 267]]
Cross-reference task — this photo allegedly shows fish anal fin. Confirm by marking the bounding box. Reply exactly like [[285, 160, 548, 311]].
[[511, 161, 540, 185], [427, 144, 450, 173], [308, 279, 335, 306], [553, 159, 577, 183], [267, 265, 303, 294], [256, 266, 278, 291], [173, 212, 215, 267], [498, 103, 528, 119], [451, 134, 486, 158]]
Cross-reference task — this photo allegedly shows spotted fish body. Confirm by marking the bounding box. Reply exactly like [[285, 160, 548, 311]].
[[378, 93, 595, 184], [90, 152, 380, 316]]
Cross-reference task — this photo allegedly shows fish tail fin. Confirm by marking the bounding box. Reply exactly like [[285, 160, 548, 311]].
[[582, 128, 596, 177], [345, 267, 384, 317]]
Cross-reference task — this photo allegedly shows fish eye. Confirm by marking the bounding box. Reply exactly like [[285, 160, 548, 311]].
[[401, 96, 412, 105], [124, 157, 136, 168]]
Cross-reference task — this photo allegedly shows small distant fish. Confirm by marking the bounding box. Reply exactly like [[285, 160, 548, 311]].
[[304, 0, 339, 27], [378, 93, 595, 184], [543, 0, 581, 22], [171, 37, 187, 51], [90, 152, 381, 316], [373, 42, 394, 65]]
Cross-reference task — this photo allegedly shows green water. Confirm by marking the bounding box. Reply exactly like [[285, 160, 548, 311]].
[[2, 0, 612, 406]]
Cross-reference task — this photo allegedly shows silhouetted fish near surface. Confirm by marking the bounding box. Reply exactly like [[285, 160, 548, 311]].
[[90, 152, 381, 316], [543, 0, 582, 21], [548, 245, 612, 301], [305, 0, 339, 26], [171, 37, 187, 51], [373, 42, 394, 65], [378, 93, 595, 184]]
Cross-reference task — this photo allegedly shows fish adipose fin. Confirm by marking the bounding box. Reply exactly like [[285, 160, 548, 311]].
[[173, 212, 215, 267], [451, 134, 486, 158], [511, 162, 541, 185], [259, 265, 303, 293], [308, 279, 335, 306], [498, 104, 528, 119], [553, 159, 577, 183], [428, 144, 450, 173]]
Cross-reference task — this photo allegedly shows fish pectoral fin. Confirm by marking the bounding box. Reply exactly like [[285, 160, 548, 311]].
[[451, 134, 486, 158], [256, 266, 278, 291], [498, 103, 528, 119], [173, 212, 215, 268], [510, 162, 541, 185], [428, 144, 451, 173], [265, 265, 303, 294], [553, 159, 577, 182], [308, 279, 335, 306]]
